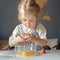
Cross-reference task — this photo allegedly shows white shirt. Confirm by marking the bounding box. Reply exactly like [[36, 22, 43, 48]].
[[9, 23, 47, 40]]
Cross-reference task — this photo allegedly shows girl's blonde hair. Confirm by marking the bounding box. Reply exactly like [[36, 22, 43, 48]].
[[18, 0, 40, 21]]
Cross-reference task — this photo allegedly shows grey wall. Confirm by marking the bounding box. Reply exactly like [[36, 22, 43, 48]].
[[0, 0, 60, 42], [0, 0, 19, 39]]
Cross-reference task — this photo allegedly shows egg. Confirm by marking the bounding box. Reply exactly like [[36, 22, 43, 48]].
[[40, 48, 46, 54], [17, 50, 35, 56]]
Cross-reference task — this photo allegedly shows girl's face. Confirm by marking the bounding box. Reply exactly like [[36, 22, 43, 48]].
[[22, 14, 37, 29]]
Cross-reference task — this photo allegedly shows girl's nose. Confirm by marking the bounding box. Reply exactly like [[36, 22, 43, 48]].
[[26, 22, 30, 27]]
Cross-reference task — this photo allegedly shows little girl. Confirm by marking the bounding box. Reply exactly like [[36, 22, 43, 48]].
[[9, 0, 47, 48]]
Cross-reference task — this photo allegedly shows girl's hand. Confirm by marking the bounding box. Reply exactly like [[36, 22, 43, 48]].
[[20, 33, 32, 42], [25, 34, 37, 43]]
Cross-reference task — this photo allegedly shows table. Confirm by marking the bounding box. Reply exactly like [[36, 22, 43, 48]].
[[0, 50, 60, 60]]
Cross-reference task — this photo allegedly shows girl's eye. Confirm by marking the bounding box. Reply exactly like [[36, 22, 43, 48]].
[[30, 20, 34, 22], [30, 19, 36, 22], [24, 19, 27, 22]]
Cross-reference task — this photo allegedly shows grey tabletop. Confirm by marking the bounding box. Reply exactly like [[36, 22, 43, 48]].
[[0, 50, 60, 60]]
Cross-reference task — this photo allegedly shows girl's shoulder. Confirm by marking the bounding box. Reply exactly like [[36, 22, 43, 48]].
[[36, 23, 46, 32], [15, 24, 22, 28], [36, 23, 45, 29]]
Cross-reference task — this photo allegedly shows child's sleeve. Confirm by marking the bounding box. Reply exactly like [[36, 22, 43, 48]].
[[9, 25, 20, 40], [36, 23, 47, 39]]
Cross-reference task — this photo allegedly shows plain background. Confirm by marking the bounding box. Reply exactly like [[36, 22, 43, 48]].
[[0, 0, 60, 43]]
